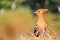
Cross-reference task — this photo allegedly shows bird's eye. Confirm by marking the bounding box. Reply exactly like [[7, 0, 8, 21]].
[[38, 11, 40, 12]]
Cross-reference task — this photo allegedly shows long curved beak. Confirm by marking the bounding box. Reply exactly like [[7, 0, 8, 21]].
[[34, 11, 37, 14]]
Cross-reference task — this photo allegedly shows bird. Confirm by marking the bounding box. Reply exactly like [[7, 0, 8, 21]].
[[34, 8, 48, 37]]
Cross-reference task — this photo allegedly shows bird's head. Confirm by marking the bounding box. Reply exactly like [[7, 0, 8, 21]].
[[34, 8, 48, 15]]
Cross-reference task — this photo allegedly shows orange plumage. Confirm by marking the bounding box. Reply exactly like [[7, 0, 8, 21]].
[[35, 8, 47, 31]]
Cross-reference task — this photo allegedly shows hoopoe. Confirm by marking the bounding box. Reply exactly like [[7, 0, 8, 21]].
[[34, 8, 48, 37]]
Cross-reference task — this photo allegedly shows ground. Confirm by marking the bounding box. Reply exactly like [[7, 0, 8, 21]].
[[0, 6, 60, 40]]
